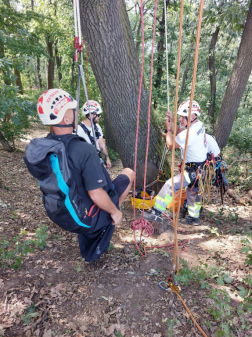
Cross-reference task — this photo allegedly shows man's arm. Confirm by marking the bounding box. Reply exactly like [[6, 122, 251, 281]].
[[99, 137, 111, 169], [88, 187, 122, 225], [165, 114, 180, 150]]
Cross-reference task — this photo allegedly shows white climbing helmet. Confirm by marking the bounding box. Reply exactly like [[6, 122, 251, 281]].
[[177, 99, 201, 116], [82, 100, 103, 115], [37, 89, 77, 125]]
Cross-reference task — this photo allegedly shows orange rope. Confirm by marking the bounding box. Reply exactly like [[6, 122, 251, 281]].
[[171, 0, 204, 275], [170, 0, 184, 275], [176, 293, 208, 337]]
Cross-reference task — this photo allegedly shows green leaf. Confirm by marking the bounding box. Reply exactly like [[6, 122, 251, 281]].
[[216, 278, 224, 285], [223, 275, 233, 284], [238, 286, 248, 298], [245, 254, 252, 266]]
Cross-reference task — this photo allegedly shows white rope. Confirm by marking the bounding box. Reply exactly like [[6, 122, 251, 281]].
[[164, 0, 169, 111], [73, 0, 78, 37], [76, 0, 82, 46], [73, 0, 82, 46], [73, 0, 98, 150], [158, 0, 169, 174]]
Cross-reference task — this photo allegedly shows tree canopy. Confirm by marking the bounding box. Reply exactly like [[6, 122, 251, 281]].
[[0, 0, 252, 162]]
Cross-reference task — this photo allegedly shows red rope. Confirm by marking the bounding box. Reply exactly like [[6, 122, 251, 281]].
[[142, 0, 158, 212], [132, 0, 145, 221], [131, 219, 188, 257], [131, 0, 159, 252]]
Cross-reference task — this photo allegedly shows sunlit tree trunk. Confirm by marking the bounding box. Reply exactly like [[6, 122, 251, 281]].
[[46, 35, 54, 89], [55, 44, 62, 83], [208, 26, 219, 131], [14, 68, 23, 94], [214, 0, 252, 149], [36, 58, 42, 89]]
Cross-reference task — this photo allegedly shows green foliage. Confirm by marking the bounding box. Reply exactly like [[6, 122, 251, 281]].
[[167, 318, 179, 336], [107, 148, 119, 164], [34, 224, 49, 249], [229, 115, 252, 155], [22, 303, 40, 325], [241, 233, 252, 266], [108, 243, 114, 251], [176, 259, 251, 336], [0, 224, 48, 269]]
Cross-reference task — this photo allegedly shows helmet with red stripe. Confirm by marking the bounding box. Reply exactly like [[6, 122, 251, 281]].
[[82, 100, 102, 115], [177, 100, 200, 116], [37, 89, 77, 125]]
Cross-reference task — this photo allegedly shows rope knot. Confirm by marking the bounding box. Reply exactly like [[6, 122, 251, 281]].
[[131, 218, 154, 237]]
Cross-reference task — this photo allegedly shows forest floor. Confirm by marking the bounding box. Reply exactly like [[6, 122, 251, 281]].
[[0, 125, 252, 337]]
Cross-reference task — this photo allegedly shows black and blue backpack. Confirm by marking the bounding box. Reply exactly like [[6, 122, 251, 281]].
[[24, 134, 97, 234]]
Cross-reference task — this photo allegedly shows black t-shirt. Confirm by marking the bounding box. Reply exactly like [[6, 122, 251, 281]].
[[51, 134, 107, 191], [68, 137, 107, 191], [51, 134, 118, 234]]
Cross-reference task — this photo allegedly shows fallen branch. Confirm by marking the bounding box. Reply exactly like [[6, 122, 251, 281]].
[[229, 159, 252, 168]]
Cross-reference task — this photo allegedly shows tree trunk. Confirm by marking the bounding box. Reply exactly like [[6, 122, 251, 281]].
[[214, 1, 252, 149], [71, 56, 75, 87], [37, 57, 42, 89], [180, 65, 189, 95], [79, 0, 170, 185], [0, 130, 13, 152], [153, 0, 169, 108], [55, 45, 62, 83], [208, 26, 219, 130], [46, 35, 54, 89], [14, 68, 23, 94], [103, 111, 118, 153]]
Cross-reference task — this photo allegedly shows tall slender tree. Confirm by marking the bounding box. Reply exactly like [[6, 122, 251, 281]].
[[214, 0, 252, 148]]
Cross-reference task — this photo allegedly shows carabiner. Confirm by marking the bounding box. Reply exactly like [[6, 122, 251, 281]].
[[158, 281, 170, 291]]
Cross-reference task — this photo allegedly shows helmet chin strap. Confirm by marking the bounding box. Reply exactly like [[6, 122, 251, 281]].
[[86, 114, 98, 123], [185, 115, 197, 124], [53, 109, 76, 132]]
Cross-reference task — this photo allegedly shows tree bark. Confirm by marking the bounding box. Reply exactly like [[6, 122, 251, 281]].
[[214, 1, 252, 149], [71, 56, 75, 87], [55, 45, 62, 83], [208, 26, 219, 130], [154, 0, 169, 108], [46, 35, 54, 89], [0, 130, 13, 152], [14, 68, 23, 94], [36, 57, 42, 89], [180, 65, 189, 95], [79, 0, 170, 185]]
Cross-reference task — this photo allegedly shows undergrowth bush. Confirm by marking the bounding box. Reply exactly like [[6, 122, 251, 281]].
[[0, 224, 48, 269]]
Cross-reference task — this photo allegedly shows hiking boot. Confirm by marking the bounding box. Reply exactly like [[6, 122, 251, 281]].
[[180, 215, 200, 226], [143, 208, 163, 223], [179, 206, 187, 219]]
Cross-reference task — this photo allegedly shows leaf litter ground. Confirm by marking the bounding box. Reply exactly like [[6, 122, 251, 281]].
[[0, 126, 252, 337]]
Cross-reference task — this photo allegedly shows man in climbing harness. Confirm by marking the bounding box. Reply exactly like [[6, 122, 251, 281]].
[[34, 89, 134, 261], [77, 100, 112, 169], [144, 100, 207, 226]]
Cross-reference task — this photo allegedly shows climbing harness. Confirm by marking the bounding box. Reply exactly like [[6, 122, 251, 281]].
[[79, 122, 101, 147]]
